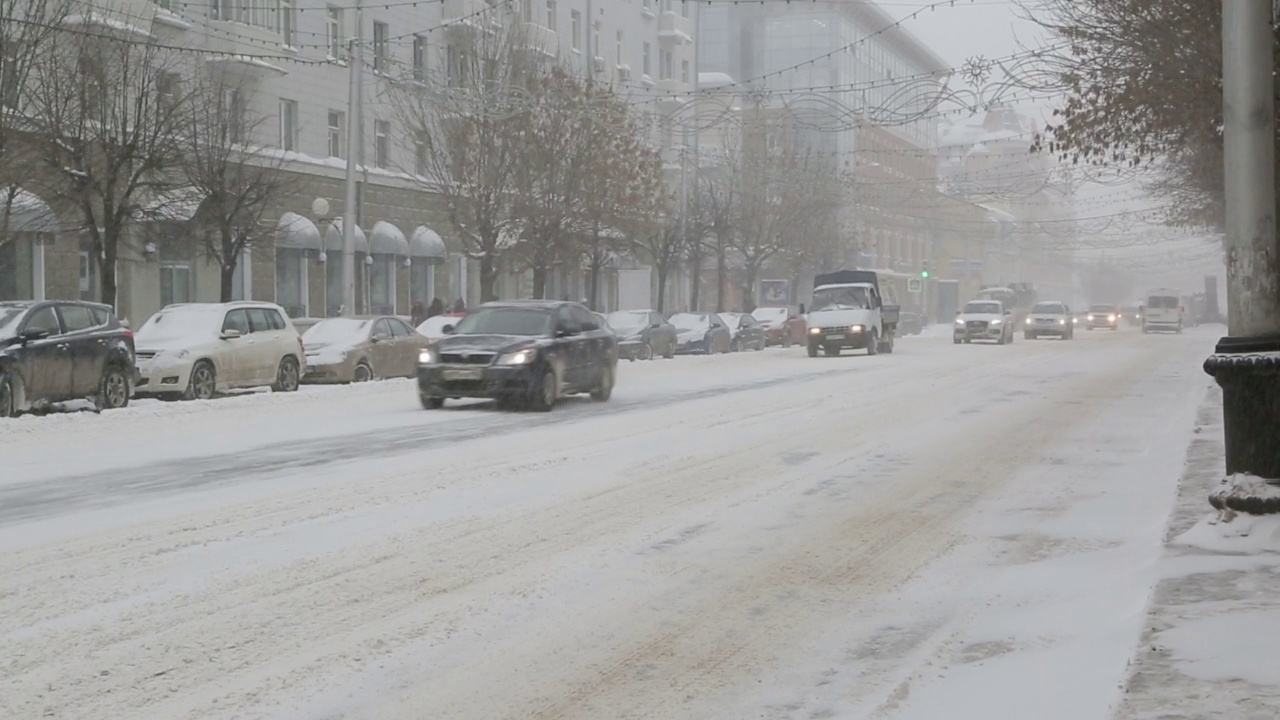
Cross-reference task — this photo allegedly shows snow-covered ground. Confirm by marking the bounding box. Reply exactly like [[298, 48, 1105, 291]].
[[0, 326, 1237, 719]]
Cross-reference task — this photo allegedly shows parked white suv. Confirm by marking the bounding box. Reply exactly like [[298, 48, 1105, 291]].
[[134, 301, 304, 400]]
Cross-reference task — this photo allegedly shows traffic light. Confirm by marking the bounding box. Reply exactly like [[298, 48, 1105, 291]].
[[920, 260, 930, 279]]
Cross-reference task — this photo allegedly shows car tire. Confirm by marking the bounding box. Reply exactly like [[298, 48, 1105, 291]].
[[529, 369, 557, 412], [638, 343, 654, 361], [1025, 333, 1034, 340], [353, 362, 373, 383], [182, 361, 216, 401], [273, 357, 301, 392], [0, 370, 15, 418], [807, 342, 819, 358], [783, 334, 793, 348], [756, 338, 766, 351], [97, 364, 130, 411], [590, 364, 613, 402], [953, 337, 962, 344], [663, 341, 675, 359], [420, 393, 444, 410], [866, 329, 878, 356], [824, 345, 840, 357]]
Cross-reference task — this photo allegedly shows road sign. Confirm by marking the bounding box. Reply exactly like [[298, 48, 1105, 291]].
[[907, 277, 923, 293]]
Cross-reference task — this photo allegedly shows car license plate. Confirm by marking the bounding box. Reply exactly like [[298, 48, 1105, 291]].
[[826, 333, 845, 340], [443, 368, 483, 381]]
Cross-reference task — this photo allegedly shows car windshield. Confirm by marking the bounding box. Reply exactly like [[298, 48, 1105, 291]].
[[1090, 305, 1117, 313], [452, 307, 553, 336], [811, 286, 869, 312], [137, 306, 225, 344], [964, 301, 1002, 314], [752, 307, 788, 325], [0, 306, 26, 338], [303, 318, 372, 346], [669, 313, 709, 332], [1033, 302, 1065, 314], [1147, 296, 1179, 309], [607, 311, 649, 333]]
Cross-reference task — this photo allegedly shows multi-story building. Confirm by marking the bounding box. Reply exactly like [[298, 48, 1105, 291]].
[[1, 0, 696, 322], [693, 0, 957, 314]]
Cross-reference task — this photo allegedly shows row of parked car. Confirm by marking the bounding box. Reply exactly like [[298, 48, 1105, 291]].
[[4, 298, 932, 418]]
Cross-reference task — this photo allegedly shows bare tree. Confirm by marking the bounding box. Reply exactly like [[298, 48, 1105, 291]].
[[181, 70, 292, 301], [509, 65, 592, 299], [627, 173, 689, 314], [0, 0, 71, 248], [1025, 0, 1234, 229], [574, 86, 662, 310], [390, 23, 538, 302], [26, 15, 191, 307]]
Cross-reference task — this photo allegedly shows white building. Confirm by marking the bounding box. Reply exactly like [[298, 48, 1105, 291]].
[[3, 0, 695, 321]]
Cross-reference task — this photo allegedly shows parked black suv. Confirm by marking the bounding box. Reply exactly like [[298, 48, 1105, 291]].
[[0, 300, 136, 417], [417, 300, 618, 411]]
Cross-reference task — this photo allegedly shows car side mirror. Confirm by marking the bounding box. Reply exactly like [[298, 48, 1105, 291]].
[[798, 304, 806, 314], [221, 329, 242, 340], [19, 328, 50, 342], [555, 328, 573, 338], [371, 333, 388, 343], [651, 323, 662, 329], [442, 324, 455, 335], [955, 310, 961, 316], [1004, 310, 1012, 316]]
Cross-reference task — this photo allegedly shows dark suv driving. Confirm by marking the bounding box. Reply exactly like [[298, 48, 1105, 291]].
[[0, 300, 136, 417], [416, 300, 618, 411]]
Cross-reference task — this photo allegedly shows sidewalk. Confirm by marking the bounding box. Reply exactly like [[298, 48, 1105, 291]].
[[1113, 387, 1280, 720]]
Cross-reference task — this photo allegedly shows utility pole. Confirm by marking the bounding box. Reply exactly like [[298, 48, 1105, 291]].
[[340, 2, 363, 317], [1206, 0, 1280, 516]]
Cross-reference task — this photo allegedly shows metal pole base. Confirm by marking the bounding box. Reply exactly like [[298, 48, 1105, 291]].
[[1204, 334, 1280, 515]]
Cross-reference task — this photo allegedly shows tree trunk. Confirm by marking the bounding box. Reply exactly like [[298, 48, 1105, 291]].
[[715, 241, 728, 313], [587, 257, 601, 311], [99, 225, 119, 310], [655, 260, 669, 314], [743, 259, 760, 313], [532, 265, 548, 299], [480, 254, 498, 303], [689, 248, 703, 311], [220, 227, 237, 302]]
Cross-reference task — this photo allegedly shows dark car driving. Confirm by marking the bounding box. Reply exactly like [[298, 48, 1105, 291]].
[[0, 300, 136, 418], [416, 300, 617, 412]]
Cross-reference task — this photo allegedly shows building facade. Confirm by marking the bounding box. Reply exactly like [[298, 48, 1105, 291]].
[[1, 0, 696, 323]]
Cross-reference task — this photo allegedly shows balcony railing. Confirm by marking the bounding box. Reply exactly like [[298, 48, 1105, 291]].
[[658, 11, 692, 43]]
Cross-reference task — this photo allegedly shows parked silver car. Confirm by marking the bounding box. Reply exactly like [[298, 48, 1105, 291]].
[[302, 316, 430, 383]]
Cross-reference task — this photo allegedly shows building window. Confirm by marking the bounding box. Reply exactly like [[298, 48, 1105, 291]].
[[681, 0, 688, 17], [681, 58, 689, 84], [279, 0, 295, 46], [372, 21, 388, 72], [412, 35, 426, 81], [592, 20, 601, 59], [545, 0, 556, 30], [328, 110, 343, 158], [570, 10, 581, 51], [156, 71, 181, 110], [279, 99, 297, 152], [370, 264, 394, 314], [326, 6, 343, 59], [642, 42, 651, 76], [160, 263, 192, 307], [414, 133, 428, 175], [374, 120, 390, 169], [223, 88, 244, 145], [615, 30, 623, 66], [521, 0, 532, 23], [661, 49, 673, 80], [275, 248, 306, 317], [642, 0, 650, 10]]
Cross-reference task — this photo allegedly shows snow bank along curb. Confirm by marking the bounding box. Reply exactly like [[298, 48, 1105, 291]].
[[1113, 388, 1280, 720], [1207, 473, 1280, 519]]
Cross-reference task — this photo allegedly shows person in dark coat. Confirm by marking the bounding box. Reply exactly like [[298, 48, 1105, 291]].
[[453, 298, 466, 313], [410, 301, 427, 327], [427, 297, 445, 318]]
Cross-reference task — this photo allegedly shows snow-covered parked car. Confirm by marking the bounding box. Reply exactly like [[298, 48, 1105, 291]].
[[133, 301, 304, 400], [302, 316, 430, 384], [670, 312, 732, 354], [415, 313, 467, 342], [953, 299, 1014, 345]]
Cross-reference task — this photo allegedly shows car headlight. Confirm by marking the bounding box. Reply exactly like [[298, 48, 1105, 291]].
[[809, 326, 822, 335], [850, 324, 865, 333], [418, 348, 438, 365], [1108, 314, 1116, 321], [1087, 315, 1095, 321], [1058, 319, 1066, 325], [496, 349, 535, 365], [955, 319, 964, 325], [991, 319, 1002, 325]]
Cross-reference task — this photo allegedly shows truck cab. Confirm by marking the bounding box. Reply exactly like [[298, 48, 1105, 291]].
[[805, 270, 899, 357]]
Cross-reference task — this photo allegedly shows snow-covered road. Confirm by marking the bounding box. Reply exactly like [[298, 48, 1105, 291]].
[[0, 326, 1219, 719]]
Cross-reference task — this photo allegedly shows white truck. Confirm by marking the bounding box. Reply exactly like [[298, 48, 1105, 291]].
[[804, 270, 899, 357]]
